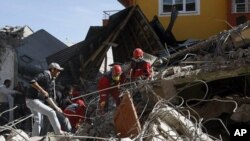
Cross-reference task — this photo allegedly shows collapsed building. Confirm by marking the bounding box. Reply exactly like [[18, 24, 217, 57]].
[[0, 26, 33, 86], [46, 6, 166, 86], [0, 26, 68, 86], [47, 6, 250, 141], [2, 5, 250, 141], [0, 26, 68, 140]]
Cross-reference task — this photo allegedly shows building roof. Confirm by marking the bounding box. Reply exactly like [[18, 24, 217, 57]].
[[16, 29, 67, 77], [47, 6, 164, 81], [85, 26, 104, 40]]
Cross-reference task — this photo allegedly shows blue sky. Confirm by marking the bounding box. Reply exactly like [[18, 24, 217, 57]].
[[0, 0, 124, 45]]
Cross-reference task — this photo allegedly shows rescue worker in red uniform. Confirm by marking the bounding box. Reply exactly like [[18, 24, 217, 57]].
[[98, 65, 123, 113], [130, 48, 151, 80], [61, 85, 87, 132]]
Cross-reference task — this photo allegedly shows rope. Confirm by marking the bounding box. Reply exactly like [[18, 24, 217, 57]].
[[71, 81, 137, 100], [184, 79, 209, 107], [202, 118, 230, 135], [186, 98, 238, 112], [0, 105, 18, 117]]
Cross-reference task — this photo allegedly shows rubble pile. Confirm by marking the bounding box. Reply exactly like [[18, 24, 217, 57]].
[[76, 111, 116, 139], [138, 100, 214, 141], [168, 22, 250, 73], [0, 26, 27, 48], [2, 7, 250, 141]]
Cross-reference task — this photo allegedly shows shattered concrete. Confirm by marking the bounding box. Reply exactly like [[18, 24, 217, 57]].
[[3, 7, 250, 141]]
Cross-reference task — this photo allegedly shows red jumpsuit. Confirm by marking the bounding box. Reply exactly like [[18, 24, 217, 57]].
[[98, 73, 122, 106], [63, 89, 87, 130], [131, 59, 151, 80]]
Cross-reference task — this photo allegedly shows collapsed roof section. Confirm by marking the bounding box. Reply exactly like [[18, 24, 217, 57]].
[[0, 25, 33, 39], [0, 25, 68, 86], [159, 21, 250, 86], [110, 6, 165, 63], [47, 6, 165, 84], [169, 21, 250, 65]]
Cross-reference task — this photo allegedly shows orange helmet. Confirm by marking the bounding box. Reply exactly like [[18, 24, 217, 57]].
[[112, 65, 122, 76], [133, 48, 143, 59]]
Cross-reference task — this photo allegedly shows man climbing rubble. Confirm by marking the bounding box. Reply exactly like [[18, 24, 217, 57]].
[[39, 83, 73, 135], [25, 62, 69, 136], [98, 64, 125, 113]]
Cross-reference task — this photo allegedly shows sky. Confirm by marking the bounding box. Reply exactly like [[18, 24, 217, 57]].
[[0, 0, 124, 45]]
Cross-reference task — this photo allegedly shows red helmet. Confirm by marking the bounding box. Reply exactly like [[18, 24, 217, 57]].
[[112, 65, 122, 76], [133, 48, 143, 59]]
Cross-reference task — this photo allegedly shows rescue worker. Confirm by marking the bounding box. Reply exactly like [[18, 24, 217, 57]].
[[58, 85, 74, 110], [130, 48, 152, 104], [98, 65, 124, 113], [130, 48, 151, 80], [59, 85, 87, 132]]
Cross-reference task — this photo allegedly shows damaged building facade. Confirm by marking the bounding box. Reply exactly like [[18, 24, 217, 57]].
[[45, 4, 250, 141]]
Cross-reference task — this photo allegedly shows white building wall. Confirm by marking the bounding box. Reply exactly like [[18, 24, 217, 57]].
[[0, 47, 16, 88], [100, 47, 114, 74], [22, 26, 34, 38]]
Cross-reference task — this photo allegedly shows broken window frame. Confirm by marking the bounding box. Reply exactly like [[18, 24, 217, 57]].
[[232, 0, 250, 13], [20, 55, 32, 63], [159, 0, 200, 16]]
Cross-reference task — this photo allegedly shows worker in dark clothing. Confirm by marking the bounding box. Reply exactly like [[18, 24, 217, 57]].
[[130, 48, 151, 80], [40, 83, 72, 135], [98, 65, 124, 113], [25, 62, 67, 136], [57, 85, 74, 110], [58, 85, 87, 132]]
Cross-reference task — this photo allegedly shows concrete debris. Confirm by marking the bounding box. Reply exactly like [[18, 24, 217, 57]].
[[139, 101, 213, 141], [7, 129, 29, 141], [76, 111, 116, 139], [0, 135, 6, 141], [120, 137, 133, 141], [0, 25, 33, 39], [39, 132, 79, 141], [3, 6, 250, 141]]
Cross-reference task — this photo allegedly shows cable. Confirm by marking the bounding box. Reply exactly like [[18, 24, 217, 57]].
[[202, 118, 230, 135], [71, 81, 137, 100], [0, 114, 34, 132], [186, 98, 238, 113], [181, 53, 197, 61], [0, 105, 18, 117], [185, 79, 209, 107]]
